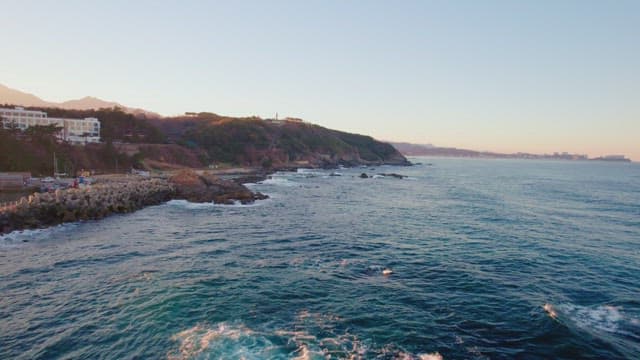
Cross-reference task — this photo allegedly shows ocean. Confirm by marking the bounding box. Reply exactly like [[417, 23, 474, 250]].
[[1, 158, 639, 359]]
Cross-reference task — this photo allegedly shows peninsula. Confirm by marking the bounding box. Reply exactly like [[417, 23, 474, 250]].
[[0, 99, 410, 234]]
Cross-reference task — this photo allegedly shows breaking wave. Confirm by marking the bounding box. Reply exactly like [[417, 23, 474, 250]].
[[260, 176, 298, 187], [167, 312, 443, 359], [543, 302, 640, 356], [166, 199, 217, 210], [550, 303, 640, 336], [166, 199, 268, 210], [0, 222, 78, 247]]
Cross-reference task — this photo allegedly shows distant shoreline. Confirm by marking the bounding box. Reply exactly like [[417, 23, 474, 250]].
[[390, 143, 634, 163], [401, 153, 634, 163]]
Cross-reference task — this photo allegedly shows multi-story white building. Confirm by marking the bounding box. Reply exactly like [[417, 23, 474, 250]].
[[0, 107, 100, 144]]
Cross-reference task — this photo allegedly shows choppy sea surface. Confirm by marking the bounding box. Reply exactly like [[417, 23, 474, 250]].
[[1, 158, 639, 359]]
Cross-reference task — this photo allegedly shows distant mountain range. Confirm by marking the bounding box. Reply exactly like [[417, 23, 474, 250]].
[[390, 142, 632, 162], [0, 83, 161, 118]]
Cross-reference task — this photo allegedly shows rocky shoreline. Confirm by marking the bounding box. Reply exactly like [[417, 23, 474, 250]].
[[0, 178, 174, 235], [169, 169, 268, 205], [0, 169, 269, 235], [0, 160, 411, 236]]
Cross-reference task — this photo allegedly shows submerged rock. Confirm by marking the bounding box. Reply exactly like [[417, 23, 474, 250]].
[[377, 173, 407, 179], [359, 173, 369, 179]]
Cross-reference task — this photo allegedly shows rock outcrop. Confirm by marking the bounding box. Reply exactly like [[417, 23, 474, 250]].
[[0, 169, 272, 234], [168, 170, 268, 205]]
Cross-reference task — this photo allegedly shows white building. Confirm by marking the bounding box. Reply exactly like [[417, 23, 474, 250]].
[[0, 107, 100, 144]]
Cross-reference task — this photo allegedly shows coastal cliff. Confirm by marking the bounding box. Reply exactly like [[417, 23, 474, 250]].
[[160, 117, 410, 168]]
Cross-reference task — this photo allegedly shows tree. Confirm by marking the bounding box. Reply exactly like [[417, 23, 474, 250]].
[[2, 119, 20, 134], [24, 124, 63, 138]]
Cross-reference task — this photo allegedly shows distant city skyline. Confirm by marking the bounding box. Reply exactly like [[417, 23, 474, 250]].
[[1, 1, 638, 160]]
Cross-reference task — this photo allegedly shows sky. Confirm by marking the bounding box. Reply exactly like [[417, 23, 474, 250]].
[[1, 0, 639, 159]]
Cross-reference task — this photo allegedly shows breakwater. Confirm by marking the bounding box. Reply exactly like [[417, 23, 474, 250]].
[[0, 169, 271, 235], [0, 178, 174, 235]]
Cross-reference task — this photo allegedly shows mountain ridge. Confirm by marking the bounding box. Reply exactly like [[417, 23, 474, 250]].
[[0, 83, 161, 118]]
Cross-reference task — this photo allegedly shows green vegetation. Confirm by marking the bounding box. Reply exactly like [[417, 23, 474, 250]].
[[0, 104, 406, 174], [0, 128, 136, 176], [8, 106, 167, 144], [331, 130, 400, 162], [179, 118, 406, 166]]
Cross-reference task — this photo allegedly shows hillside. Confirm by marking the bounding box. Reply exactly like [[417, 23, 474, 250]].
[[1, 100, 408, 173], [151, 116, 409, 168]]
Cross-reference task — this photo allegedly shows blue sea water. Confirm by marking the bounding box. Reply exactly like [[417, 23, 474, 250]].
[[1, 158, 639, 359]]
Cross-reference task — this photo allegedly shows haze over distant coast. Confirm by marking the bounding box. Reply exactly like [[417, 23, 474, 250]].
[[390, 142, 634, 163]]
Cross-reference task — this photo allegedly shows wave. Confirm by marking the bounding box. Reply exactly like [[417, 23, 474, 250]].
[[166, 199, 269, 210], [545, 303, 639, 335], [166, 199, 217, 210], [167, 323, 260, 360], [296, 168, 325, 177], [167, 313, 443, 359], [419, 354, 443, 360], [259, 176, 298, 187], [543, 302, 640, 356], [0, 222, 78, 247]]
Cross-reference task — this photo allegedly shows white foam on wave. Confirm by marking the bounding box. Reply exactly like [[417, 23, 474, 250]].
[[419, 353, 444, 360], [296, 168, 323, 176], [0, 222, 78, 247], [259, 176, 298, 187], [166, 199, 269, 210], [167, 323, 258, 360], [167, 314, 443, 360], [380, 345, 444, 360], [166, 199, 216, 210], [547, 303, 639, 335], [543, 303, 558, 319]]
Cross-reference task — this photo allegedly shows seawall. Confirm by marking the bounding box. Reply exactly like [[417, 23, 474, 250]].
[[0, 178, 175, 235]]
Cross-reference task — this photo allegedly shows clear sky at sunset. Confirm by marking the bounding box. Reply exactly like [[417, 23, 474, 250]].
[[1, 1, 638, 159]]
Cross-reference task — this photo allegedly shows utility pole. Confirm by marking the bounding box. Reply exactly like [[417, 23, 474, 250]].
[[53, 152, 57, 177]]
